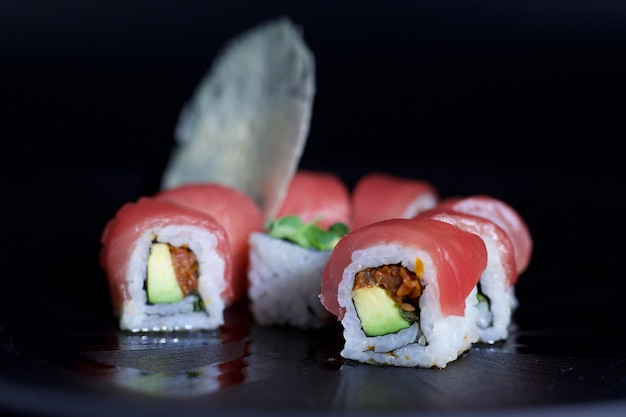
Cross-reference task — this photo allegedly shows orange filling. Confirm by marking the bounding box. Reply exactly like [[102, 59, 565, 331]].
[[169, 245, 199, 296]]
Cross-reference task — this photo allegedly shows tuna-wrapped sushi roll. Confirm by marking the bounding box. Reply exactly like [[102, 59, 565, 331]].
[[417, 207, 519, 343], [320, 217, 487, 368], [274, 169, 353, 229], [247, 170, 351, 329], [437, 195, 533, 274], [100, 197, 232, 332], [153, 182, 264, 306], [351, 172, 438, 230]]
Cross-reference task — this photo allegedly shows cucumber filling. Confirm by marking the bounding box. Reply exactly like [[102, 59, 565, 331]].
[[476, 283, 493, 329], [264, 215, 349, 250]]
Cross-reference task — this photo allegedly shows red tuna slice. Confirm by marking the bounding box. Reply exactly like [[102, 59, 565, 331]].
[[153, 183, 264, 304], [351, 172, 438, 230], [438, 195, 533, 274], [320, 217, 487, 320], [99, 197, 233, 315], [275, 170, 352, 229], [417, 207, 518, 286]]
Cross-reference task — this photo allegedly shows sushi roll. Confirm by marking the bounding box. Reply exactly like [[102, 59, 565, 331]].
[[247, 170, 351, 329], [417, 207, 518, 343], [320, 217, 487, 368], [99, 197, 233, 332], [274, 169, 353, 229], [351, 172, 438, 230], [437, 195, 533, 274], [153, 182, 264, 306]]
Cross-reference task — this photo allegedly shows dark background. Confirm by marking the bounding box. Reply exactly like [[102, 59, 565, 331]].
[[1, 1, 625, 415], [3, 1, 624, 177]]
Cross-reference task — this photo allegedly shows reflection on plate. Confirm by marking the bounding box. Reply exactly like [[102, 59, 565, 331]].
[[45, 299, 625, 415]]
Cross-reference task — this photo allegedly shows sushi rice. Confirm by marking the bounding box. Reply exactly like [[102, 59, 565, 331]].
[[474, 236, 519, 343], [402, 193, 438, 219], [247, 232, 332, 329]]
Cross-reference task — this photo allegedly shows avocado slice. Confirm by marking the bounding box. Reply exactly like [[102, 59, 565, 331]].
[[146, 243, 185, 304], [352, 286, 411, 336]]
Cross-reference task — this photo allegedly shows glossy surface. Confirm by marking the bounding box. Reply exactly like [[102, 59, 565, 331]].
[[2, 282, 626, 417]]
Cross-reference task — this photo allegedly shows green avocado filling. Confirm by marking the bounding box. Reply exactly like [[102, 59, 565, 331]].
[[147, 243, 185, 304], [264, 215, 349, 250], [352, 286, 411, 336], [477, 292, 489, 304], [476, 283, 491, 306], [145, 241, 203, 311], [351, 263, 423, 337]]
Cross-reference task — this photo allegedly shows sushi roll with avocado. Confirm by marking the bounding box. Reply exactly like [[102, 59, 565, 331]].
[[437, 195, 533, 275], [320, 217, 487, 368], [154, 182, 264, 307], [99, 197, 233, 332], [417, 207, 519, 343]]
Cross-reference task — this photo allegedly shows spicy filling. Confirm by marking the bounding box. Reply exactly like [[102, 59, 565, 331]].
[[351, 262, 423, 337], [145, 241, 204, 310]]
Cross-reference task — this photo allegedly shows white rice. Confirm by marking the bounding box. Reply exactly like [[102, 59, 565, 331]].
[[337, 243, 479, 368], [401, 194, 438, 218], [474, 235, 517, 343], [247, 232, 332, 329], [121, 225, 227, 332]]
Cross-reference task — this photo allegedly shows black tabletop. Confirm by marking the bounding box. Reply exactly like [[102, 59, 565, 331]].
[[1, 1, 624, 416]]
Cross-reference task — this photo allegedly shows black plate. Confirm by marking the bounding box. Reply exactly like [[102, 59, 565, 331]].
[[1, 1, 624, 416]]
